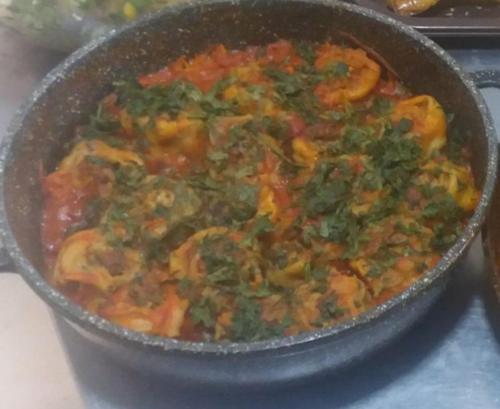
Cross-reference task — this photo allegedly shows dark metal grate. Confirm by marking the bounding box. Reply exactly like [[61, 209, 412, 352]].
[[351, 0, 500, 37]]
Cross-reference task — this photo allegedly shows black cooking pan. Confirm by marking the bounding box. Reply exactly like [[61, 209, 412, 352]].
[[0, 0, 497, 390]]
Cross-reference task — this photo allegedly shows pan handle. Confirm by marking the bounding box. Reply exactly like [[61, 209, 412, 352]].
[[470, 70, 500, 297], [0, 236, 16, 273], [470, 70, 500, 89]]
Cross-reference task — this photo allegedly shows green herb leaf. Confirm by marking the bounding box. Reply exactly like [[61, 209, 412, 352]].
[[371, 97, 394, 116], [265, 68, 320, 123], [295, 41, 316, 65], [422, 194, 462, 222], [319, 297, 345, 320], [207, 150, 229, 164], [230, 295, 291, 341], [302, 162, 351, 217], [431, 223, 460, 251], [83, 103, 121, 139], [242, 215, 274, 246], [322, 62, 349, 78], [190, 297, 216, 328]]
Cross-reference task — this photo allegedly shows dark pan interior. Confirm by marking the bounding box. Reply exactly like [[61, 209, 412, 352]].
[[2, 0, 490, 321]]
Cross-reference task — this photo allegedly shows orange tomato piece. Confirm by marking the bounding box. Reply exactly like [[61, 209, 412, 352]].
[[150, 285, 189, 337], [139, 45, 258, 91], [101, 303, 155, 333], [265, 40, 302, 70], [314, 44, 381, 107], [329, 274, 371, 315], [392, 95, 447, 154], [42, 170, 93, 259]]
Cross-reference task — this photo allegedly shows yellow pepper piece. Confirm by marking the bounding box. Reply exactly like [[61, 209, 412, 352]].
[[122, 2, 138, 21], [258, 185, 278, 221], [268, 259, 308, 288], [223, 85, 239, 100], [314, 44, 381, 106], [421, 161, 480, 212], [148, 117, 205, 157], [292, 138, 318, 168], [59, 139, 143, 171], [54, 229, 141, 292], [392, 95, 447, 155], [442, 163, 479, 211]]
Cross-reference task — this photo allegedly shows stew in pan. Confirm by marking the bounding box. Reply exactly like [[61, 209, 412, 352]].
[[41, 40, 479, 342]]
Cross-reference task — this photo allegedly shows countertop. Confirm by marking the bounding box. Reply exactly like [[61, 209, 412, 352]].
[[1, 24, 500, 409], [0, 26, 84, 409]]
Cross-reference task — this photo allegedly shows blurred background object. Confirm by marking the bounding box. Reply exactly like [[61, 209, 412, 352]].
[[1, 0, 500, 51], [0, 0, 184, 51], [387, 0, 440, 15], [387, 0, 500, 16]]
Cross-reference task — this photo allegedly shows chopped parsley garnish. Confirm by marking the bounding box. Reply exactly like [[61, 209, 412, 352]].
[[230, 295, 292, 341], [319, 297, 345, 321], [422, 194, 462, 222], [115, 78, 237, 122], [190, 297, 216, 329], [243, 215, 274, 246]]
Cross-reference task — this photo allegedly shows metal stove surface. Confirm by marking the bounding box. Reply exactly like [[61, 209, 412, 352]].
[[56, 45, 500, 409]]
